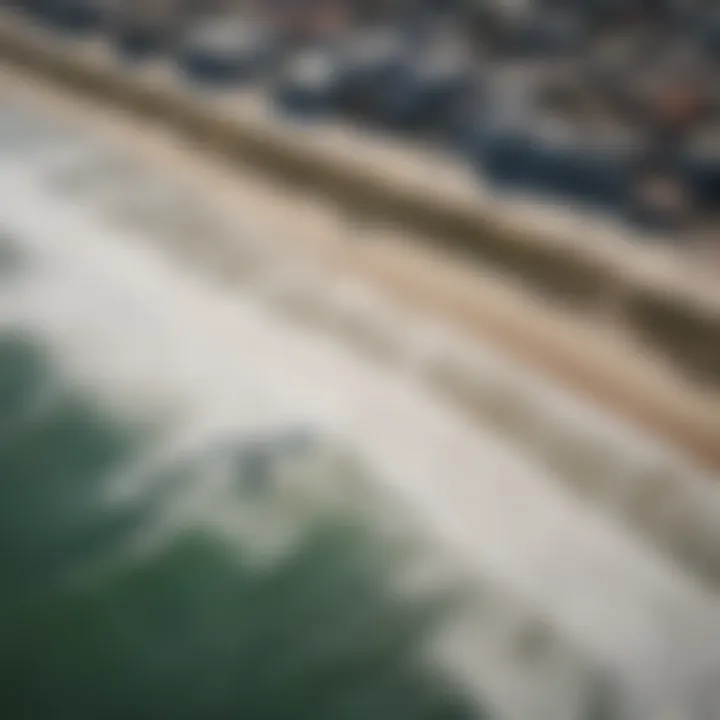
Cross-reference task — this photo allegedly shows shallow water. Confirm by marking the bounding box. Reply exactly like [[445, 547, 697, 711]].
[[1, 97, 719, 720]]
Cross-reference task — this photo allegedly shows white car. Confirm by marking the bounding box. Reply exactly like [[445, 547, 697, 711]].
[[178, 17, 275, 83]]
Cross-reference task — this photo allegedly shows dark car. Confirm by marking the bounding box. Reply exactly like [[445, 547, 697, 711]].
[[368, 42, 475, 137], [681, 129, 720, 210], [468, 103, 640, 213], [333, 29, 412, 120], [111, 0, 180, 61], [15, 0, 105, 33]]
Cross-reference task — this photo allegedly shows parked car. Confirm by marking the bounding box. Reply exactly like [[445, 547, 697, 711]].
[[681, 128, 720, 210], [273, 45, 344, 118], [368, 41, 475, 136], [34, 0, 105, 33], [469, 106, 640, 212], [111, 0, 179, 61], [334, 29, 411, 120], [177, 18, 276, 85]]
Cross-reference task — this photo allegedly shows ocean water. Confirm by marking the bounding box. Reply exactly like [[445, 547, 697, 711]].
[[0, 329, 488, 720], [0, 217, 486, 718], [1, 96, 719, 720]]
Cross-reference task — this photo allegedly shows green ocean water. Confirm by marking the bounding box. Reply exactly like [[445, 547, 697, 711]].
[[0, 329, 487, 720]]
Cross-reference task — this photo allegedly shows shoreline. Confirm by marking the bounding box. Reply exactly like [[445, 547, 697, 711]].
[[0, 15, 718, 471]]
